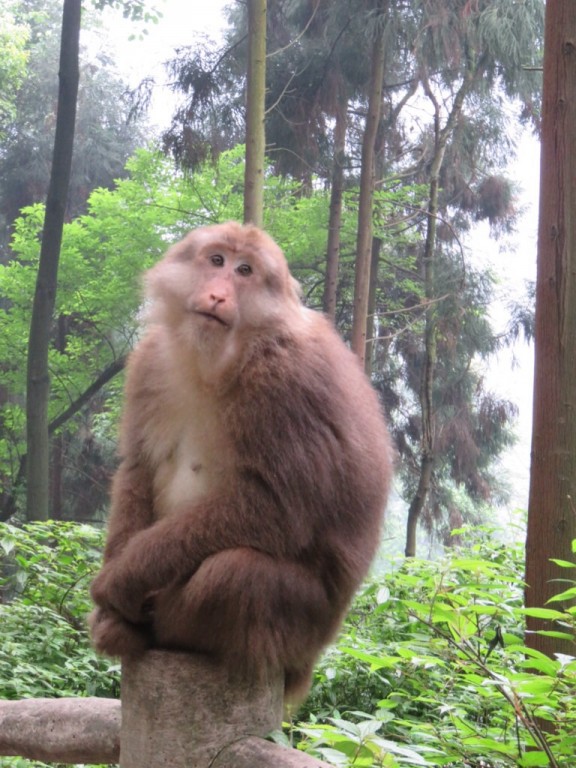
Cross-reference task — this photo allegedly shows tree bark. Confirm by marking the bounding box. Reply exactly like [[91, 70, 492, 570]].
[[364, 237, 383, 374], [525, 0, 576, 657], [25, 0, 80, 521], [350, 4, 386, 366], [243, 0, 267, 227], [0, 697, 120, 763]]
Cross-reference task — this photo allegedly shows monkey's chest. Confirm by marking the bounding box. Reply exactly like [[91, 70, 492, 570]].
[[150, 422, 228, 518]]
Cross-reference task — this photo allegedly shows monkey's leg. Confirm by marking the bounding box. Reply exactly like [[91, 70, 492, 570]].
[[152, 548, 339, 703]]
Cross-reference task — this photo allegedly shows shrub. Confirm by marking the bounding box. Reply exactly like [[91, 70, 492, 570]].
[[297, 529, 576, 767]]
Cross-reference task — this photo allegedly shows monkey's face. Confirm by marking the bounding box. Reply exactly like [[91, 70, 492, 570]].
[[145, 223, 302, 346]]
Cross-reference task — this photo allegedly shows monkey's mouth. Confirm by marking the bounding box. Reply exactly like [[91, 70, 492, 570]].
[[195, 310, 229, 327]]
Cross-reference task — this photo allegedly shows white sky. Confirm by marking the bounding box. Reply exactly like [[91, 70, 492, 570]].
[[466, 127, 539, 514], [96, 0, 229, 84]]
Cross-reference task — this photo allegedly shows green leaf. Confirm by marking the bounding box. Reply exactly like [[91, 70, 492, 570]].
[[520, 607, 568, 620], [517, 751, 552, 766], [549, 558, 576, 568], [546, 586, 576, 602], [533, 630, 574, 640], [341, 647, 401, 669]]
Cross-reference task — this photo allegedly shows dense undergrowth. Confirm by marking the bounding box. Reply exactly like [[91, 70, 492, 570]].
[[1, 522, 575, 767]]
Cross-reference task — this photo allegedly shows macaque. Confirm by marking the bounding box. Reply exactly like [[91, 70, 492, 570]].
[[89, 221, 392, 705]]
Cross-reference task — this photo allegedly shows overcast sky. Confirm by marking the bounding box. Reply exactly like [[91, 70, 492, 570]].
[[97, 0, 228, 88]]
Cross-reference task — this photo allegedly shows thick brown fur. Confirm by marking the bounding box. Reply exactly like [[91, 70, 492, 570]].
[[89, 221, 392, 706]]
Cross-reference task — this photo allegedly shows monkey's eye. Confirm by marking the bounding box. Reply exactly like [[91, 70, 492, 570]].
[[236, 263, 252, 277], [210, 254, 225, 267]]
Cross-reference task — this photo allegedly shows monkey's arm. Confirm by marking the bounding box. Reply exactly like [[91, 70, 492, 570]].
[[97, 334, 161, 565], [101, 459, 155, 561], [90, 456, 156, 625], [90, 477, 311, 624]]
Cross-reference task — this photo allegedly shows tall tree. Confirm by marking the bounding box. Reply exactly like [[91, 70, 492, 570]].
[[404, 50, 491, 557], [397, 0, 543, 554], [26, 0, 81, 521], [525, 0, 576, 657], [243, 0, 267, 226], [350, 0, 386, 366]]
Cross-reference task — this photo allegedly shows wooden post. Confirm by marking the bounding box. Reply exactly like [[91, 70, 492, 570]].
[[120, 651, 283, 767]]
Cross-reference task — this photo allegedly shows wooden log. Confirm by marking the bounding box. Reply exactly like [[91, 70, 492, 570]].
[[0, 696, 120, 763], [213, 735, 333, 767]]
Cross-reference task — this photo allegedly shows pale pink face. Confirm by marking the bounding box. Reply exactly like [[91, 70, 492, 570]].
[[145, 222, 302, 341]]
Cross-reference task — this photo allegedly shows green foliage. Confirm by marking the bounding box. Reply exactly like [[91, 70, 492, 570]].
[[296, 529, 576, 767], [0, 7, 29, 139], [91, 0, 161, 24], [0, 521, 118, 701]]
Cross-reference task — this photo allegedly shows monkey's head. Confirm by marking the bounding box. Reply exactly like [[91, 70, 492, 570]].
[[145, 222, 303, 358]]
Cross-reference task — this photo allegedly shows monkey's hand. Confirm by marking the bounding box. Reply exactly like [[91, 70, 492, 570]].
[[90, 561, 155, 625], [88, 606, 151, 657]]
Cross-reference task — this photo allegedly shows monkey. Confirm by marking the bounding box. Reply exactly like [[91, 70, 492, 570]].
[[89, 221, 392, 706]]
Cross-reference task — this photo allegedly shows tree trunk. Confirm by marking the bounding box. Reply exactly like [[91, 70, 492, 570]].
[[25, 0, 80, 521], [525, 0, 576, 657], [350, 4, 386, 365], [403, 97, 444, 558], [50, 435, 64, 520], [50, 315, 68, 520], [405, 455, 434, 558], [322, 91, 348, 320], [364, 237, 382, 374], [243, 0, 267, 227], [405, 145, 441, 558]]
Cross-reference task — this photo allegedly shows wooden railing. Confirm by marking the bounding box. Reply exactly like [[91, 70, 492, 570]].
[[0, 651, 331, 767]]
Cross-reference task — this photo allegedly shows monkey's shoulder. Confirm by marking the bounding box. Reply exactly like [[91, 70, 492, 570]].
[[237, 315, 375, 409], [230, 317, 386, 447]]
